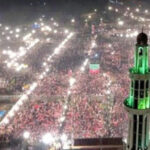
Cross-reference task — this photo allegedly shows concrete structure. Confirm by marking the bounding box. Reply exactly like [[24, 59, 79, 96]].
[[124, 32, 150, 150]]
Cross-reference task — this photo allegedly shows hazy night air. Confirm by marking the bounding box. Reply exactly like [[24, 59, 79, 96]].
[[0, 0, 150, 150]]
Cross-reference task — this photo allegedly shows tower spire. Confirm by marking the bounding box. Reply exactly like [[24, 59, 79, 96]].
[[142, 27, 144, 33]]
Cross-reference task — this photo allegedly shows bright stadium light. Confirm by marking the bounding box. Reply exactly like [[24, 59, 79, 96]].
[[136, 8, 139, 12], [127, 7, 130, 10], [69, 77, 76, 87], [39, 18, 43, 21], [94, 9, 97, 12], [42, 133, 54, 145], [141, 18, 145, 22], [61, 134, 68, 143], [3, 118, 9, 124], [46, 68, 49, 72], [118, 20, 124, 26], [120, 34, 123, 37], [55, 142, 61, 149], [106, 90, 111, 94], [16, 28, 20, 33], [108, 44, 112, 48], [54, 47, 60, 54], [2, 32, 5, 35], [126, 34, 129, 38], [67, 90, 71, 95], [43, 62, 47, 66], [54, 30, 58, 34], [32, 30, 36, 33], [39, 74, 44, 79], [2, 50, 7, 54], [15, 34, 19, 38], [88, 15, 92, 19], [108, 6, 112, 10], [80, 67, 85, 72], [23, 33, 32, 41], [9, 30, 13, 34], [91, 41, 97, 48], [14, 105, 19, 111], [8, 111, 14, 117], [134, 31, 138, 36], [30, 82, 38, 91], [64, 29, 69, 34], [46, 38, 51, 42], [18, 100, 23, 106], [63, 105, 68, 110], [60, 116, 65, 122], [145, 10, 148, 13], [53, 22, 57, 26], [71, 19, 75, 23], [103, 73, 106, 77], [5, 27, 10, 30], [83, 59, 89, 66], [6, 36, 10, 40], [63, 140, 72, 149], [123, 138, 127, 144], [23, 131, 30, 139], [115, 9, 118, 12]]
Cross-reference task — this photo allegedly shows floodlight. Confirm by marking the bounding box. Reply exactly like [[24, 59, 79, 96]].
[[23, 131, 30, 139]]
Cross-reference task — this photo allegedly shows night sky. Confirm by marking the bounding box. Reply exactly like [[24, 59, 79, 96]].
[[0, 0, 150, 9], [0, 0, 107, 9], [0, 0, 107, 25], [0, 0, 149, 25]]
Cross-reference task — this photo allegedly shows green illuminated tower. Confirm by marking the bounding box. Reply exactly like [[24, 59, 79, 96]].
[[124, 32, 150, 150]]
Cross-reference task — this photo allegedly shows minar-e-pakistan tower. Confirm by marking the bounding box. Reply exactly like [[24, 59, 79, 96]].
[[124, 32, 150, 150]]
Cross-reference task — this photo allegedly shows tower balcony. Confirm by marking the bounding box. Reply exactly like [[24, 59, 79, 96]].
[[124, 98, 150, 115], [129, 67, 150, 76]]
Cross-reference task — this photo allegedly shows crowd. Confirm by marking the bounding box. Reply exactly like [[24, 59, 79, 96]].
[[0, 2, 148, 150]]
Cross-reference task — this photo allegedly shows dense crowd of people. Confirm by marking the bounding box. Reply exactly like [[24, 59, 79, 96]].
[[0, 1, 149, 150]]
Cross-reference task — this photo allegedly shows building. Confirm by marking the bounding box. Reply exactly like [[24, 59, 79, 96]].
[[124, 32, 150, 150]]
